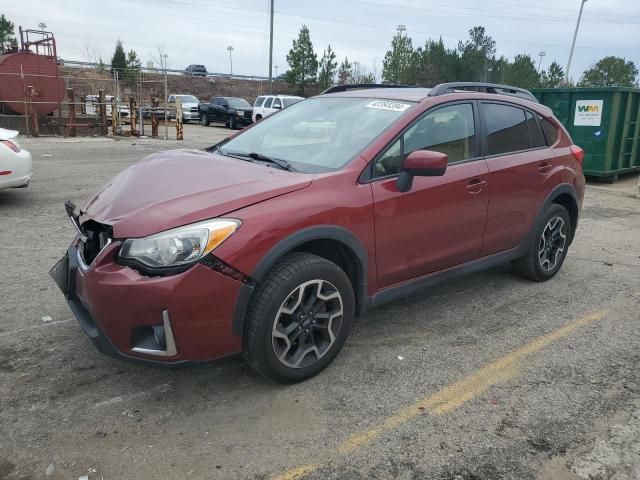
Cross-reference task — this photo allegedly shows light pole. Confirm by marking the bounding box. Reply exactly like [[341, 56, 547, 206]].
[[538, 51, 546, 73], [274, 65, 279, 79], [565, 0, 588, 85], [227, 45, 234, 77], [38, 22, 47, 32]]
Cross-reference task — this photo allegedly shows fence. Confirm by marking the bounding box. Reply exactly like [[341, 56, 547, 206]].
[[0, 65, 181, 138], [0, 62, 318, 137]]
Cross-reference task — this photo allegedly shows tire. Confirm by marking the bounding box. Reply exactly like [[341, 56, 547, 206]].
[[256, 114, 262, 122], [229, 116, 237, 129], [245, 252, 355, 384], [200, 114, 209, 126], [512, 204, 571, 281]]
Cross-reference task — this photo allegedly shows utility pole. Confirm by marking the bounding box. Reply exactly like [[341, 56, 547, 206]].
[[268, 0, 274, 93], [565, 0, 588, 85], [538, 51, 546, 73], [227, 45, 234, 77]]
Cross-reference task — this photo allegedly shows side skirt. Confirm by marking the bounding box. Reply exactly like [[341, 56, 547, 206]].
[[369, 244, 527, 308]]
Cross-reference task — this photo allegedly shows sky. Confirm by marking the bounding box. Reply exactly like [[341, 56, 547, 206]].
[[4, 0, 640, 83]]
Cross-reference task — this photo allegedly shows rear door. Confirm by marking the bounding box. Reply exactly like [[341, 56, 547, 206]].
[[369, 101, 490, 288], [480, 102, 552, 255]]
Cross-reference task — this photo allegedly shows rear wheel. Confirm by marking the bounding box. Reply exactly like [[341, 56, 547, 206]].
[[200, 114, 209, 126], [512, 204, 571, 281], [245, 253, 354, 383]]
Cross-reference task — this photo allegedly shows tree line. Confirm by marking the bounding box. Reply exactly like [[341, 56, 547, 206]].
[[285, 24, 639, 95]]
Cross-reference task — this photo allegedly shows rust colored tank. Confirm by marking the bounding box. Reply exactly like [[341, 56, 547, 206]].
[[0, 51, 65, 115]]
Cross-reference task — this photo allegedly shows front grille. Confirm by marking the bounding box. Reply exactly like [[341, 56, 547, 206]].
[[80, 220, 112, 265], [244, 111, 251, 118], [190, 107, 198, 113]]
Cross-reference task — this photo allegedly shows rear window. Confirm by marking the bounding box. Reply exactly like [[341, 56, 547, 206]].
[[254, 96, 266, 107], [483, 103, 529, 156], [526, 111, 546, 148], [539, 115, 559, 146]]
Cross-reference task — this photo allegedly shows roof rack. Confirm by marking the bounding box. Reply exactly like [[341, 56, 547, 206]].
[[321, 83, 413, 94], [428, 82, 538, 102]]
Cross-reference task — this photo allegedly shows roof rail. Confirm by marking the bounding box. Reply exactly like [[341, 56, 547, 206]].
[[428, 82, 538, 102], [321, 83, 413, 94]]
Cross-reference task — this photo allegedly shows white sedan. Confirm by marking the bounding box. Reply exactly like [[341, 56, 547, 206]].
[[0, 128, 32, 191]]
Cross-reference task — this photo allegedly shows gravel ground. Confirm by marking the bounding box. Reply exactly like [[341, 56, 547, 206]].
[[0, 126, 639, 480]]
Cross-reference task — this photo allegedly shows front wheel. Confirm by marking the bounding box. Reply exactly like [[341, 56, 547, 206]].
[[229, 116, 237, 129], [245, 253, 354, 383], [512, 204, 571, 281], [200, 114, 209, 126]]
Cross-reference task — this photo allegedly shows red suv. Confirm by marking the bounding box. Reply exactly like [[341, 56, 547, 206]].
[[51, 82, 585, 383]]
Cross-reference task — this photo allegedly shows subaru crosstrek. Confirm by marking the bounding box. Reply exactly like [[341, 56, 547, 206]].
[[51, 82, 586, 383]]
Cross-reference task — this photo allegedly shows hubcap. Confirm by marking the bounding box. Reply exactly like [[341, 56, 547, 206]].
[[538, 216, 567, 272], [272, 279, 343, 369]]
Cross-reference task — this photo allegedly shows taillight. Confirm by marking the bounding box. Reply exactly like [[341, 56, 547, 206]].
[[1, 140, 20, 153], [570, 145, 584, 166]]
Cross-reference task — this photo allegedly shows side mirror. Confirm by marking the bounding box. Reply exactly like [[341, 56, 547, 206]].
[[396, 150, 448, 193]]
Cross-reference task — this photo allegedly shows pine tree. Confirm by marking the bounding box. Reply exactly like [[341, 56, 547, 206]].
[[382, 31, 414, 84], [318, 45, 337, 89], [110, 40, 127, 78], [285, 25, 318, 95], [539, 61, 564, 88], [337, 57, 352, 85], [126, 49, 142, 82], [0, 14, 16, 54]]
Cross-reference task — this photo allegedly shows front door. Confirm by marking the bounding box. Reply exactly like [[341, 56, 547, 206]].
[[370, 102, 490, 288]]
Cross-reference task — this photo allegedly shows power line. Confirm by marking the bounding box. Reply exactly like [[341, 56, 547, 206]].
[[151, 0, 640, 52]]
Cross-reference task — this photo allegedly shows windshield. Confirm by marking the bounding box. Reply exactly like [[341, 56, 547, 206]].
[[283, 97, 302, 107], [177, 95, 198, 103], [218, 97, 414, 173], [227, 98, 251, 108]]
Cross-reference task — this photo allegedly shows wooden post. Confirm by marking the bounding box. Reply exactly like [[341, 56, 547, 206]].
[[66, 88, 76, 137], [111, 97, 117, 136], [98, 89, 107, 135], [151, 97, 159, 138], [26, 86, 39, 137], [129, 97, 139, 136], [176, 96, 183, 141]]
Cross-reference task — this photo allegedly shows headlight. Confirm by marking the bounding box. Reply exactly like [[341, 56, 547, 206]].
[[119, 219, 240, 270], [236, 110, 243, 116]]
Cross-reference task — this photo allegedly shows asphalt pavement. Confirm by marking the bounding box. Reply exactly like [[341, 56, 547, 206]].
[[0, 125, 639, 480]]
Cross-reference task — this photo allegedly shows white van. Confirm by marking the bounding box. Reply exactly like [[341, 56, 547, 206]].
[[252, 95, 304, 122]]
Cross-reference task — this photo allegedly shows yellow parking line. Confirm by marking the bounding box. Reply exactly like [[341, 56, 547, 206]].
[[271, 310, 606, 479]]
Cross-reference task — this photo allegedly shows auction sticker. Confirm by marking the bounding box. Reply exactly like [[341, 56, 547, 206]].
[[366, 100, 411, 112]]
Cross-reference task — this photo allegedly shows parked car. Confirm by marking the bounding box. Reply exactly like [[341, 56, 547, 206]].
[[252, 95, 304, 122], [185, 64, 207, 77], [168, 94, 200, 123], [84, 95, 130, 123], [51, 82, 585, 384], [0, 128, 32, 191], [198, 96, 253, 129]]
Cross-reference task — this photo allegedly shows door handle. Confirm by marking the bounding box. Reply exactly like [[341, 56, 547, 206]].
[[538, 162, 552, 174], [466, 179, 487, 194]]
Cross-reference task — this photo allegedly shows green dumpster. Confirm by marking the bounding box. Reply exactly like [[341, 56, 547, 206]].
[[531, 87, 640, 180]]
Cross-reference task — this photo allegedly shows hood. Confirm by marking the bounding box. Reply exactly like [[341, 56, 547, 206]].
[[0, 128, 19, 140], [81, 149, 312, 238], [181, 102, 199, 109]]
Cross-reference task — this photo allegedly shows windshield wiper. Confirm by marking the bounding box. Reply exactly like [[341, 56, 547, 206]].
[[225, 151, 293, 171]]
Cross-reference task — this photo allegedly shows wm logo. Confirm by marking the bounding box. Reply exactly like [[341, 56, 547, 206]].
[[578, 105, 600, 112]]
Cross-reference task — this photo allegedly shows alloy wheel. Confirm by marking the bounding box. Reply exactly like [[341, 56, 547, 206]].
[[272, 279, 343, 369], [538, 216, 567, 272]]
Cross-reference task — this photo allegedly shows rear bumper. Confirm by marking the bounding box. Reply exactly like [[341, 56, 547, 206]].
[[52, 240, 251, 367]]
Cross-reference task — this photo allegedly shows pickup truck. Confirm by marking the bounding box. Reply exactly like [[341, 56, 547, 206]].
[[198, 96, 253, 129]]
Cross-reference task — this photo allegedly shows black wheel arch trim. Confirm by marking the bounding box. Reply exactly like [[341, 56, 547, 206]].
[[231, 225, 369, 336], [529, 183, 579, 248]]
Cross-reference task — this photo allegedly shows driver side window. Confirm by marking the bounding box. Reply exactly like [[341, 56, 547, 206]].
[[373, 103, 476, 177]]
